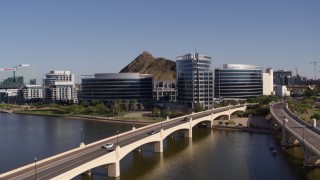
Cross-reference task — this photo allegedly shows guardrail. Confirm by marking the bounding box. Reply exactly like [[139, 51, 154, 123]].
[[283, 105, 320, 135]]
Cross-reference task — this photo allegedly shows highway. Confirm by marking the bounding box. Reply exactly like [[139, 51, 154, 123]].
[[1, 106, 233, 179]]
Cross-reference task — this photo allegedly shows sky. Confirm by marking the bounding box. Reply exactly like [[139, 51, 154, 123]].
[[0, 0, 319, 82]]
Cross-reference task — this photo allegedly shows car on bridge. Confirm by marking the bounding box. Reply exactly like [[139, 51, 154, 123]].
[[182, 117, 188, 121], [147, 130, 157, 135], [101, 143, 114, 150]]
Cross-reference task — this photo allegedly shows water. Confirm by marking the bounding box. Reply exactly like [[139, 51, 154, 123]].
[[0, 113, 319, 180]]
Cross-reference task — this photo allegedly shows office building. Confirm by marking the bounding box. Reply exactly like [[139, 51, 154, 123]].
[[0, 64, 36, 89], [43, 70, 78, 103], [81, 73, 153, 105], [153, 80, 177, 102], [273, 70, 292, 85], [214, 64, 263, 99], [18, 85, 44, 103], [263, 68, 274, 95], [176, 53, 213, 109]]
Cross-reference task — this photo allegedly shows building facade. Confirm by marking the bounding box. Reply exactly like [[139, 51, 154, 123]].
[[81, 73, 153, 105], [275, 85, 290, 96], [43, 71, 78, 103], [176, 53, 214, 109], [214, 64, 263, 99], [273, 70, 292, 85], [263, 68, 274, 95], [153, 80, 177, 102], [18, 85, 44, 103]]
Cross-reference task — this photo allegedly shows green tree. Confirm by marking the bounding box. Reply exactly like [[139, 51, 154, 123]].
[[194, 103, 204, 112], [130, 100, 138, 111], [124, 100, 130, 111]]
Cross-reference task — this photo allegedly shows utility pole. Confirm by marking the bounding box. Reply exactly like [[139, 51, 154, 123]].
[[310, 61, 318, 80]]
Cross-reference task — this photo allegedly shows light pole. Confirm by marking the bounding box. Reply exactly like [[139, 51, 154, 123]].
[[116, 130, 119, 147], [80, 128, 83, 144], [34, 157, 37, 180]]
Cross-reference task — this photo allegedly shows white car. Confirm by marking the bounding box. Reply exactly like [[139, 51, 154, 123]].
[[101, 143, 114, 149]]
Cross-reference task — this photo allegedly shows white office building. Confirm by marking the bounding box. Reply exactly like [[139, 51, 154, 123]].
[[275, 85, 290, 96], [44, 71, 78, 103], [19, 85, 44, 102], [263, 68, 274, 95]]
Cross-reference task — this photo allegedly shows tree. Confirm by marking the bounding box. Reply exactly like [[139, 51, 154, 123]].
[[194, 103, 204, 112], [124, 100, 130, 111], [130, 100, 138, 111]]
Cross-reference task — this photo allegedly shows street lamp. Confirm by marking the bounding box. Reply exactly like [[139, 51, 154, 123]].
[[80, 128, 83, 144], [116, 130, 119, 147], [34, 157, 37, 180]]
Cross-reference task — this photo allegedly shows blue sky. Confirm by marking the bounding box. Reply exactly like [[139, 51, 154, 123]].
[[0, 0, 319, 82]]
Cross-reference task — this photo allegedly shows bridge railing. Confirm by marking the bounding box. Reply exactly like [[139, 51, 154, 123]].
[[282, 104, 320, 135], [284, 123, 320, 157]]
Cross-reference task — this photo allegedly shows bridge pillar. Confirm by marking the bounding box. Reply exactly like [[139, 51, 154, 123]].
[[108, 161, 120, 177], [301, 144, 320, 166], [184, 129, 192, 138], [154, 141, 163, 153], [281, 128, 290, 146]]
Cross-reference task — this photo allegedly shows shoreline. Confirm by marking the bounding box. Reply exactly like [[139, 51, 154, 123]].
[[212, 125, 274, 134], [13, 111, 156, 125]]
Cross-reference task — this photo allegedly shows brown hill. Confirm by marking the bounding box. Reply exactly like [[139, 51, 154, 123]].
[[119, 51, 176, 81]]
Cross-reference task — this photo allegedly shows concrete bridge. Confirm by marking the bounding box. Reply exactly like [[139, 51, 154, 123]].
[[270, 102, 320, 166], [0, 105, 246, 179]]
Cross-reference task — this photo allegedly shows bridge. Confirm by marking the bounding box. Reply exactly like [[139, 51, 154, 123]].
[[270, 102, 320, 166], [0, 105, 246, 179]]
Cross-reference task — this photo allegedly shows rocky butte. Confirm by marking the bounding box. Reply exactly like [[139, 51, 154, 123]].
[[119, 51, 176, 81]]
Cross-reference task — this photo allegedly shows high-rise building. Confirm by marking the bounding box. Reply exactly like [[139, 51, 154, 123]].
[[81, 73, 153, 105], [214, 64, 263, 99], [273, 70, 292, 85], [176, 53, 214, 109], [263, 68, 274, 95], [43, 70, 78, 103], [0, 64, 36, 89]]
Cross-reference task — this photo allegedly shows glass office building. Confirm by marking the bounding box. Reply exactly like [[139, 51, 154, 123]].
[[0, 64, 36, 89], [81, 73, 153, 105], [176, 53, 214, 109], [214, 64, 263, 99]]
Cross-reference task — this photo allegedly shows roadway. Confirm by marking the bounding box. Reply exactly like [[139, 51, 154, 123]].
[[271, 103, 320, 152], [2, 106, 233, 179]]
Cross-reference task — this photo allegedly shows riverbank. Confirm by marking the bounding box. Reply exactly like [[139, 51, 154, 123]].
[[212, 125, 274, 134], [13, 111, 157, 124]]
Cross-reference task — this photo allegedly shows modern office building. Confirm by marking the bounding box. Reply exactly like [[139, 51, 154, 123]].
[[43, 71, 78, 103], [176, 53, 214, 109], [81, 73, 153, 105], [273, 70, 292, 85], [214, 64, 263, 99], [0, 64, 36, 89], [153, 80, 177, 102]]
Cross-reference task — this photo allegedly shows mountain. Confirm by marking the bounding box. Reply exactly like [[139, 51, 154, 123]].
[[119, 51, 176, 81]]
